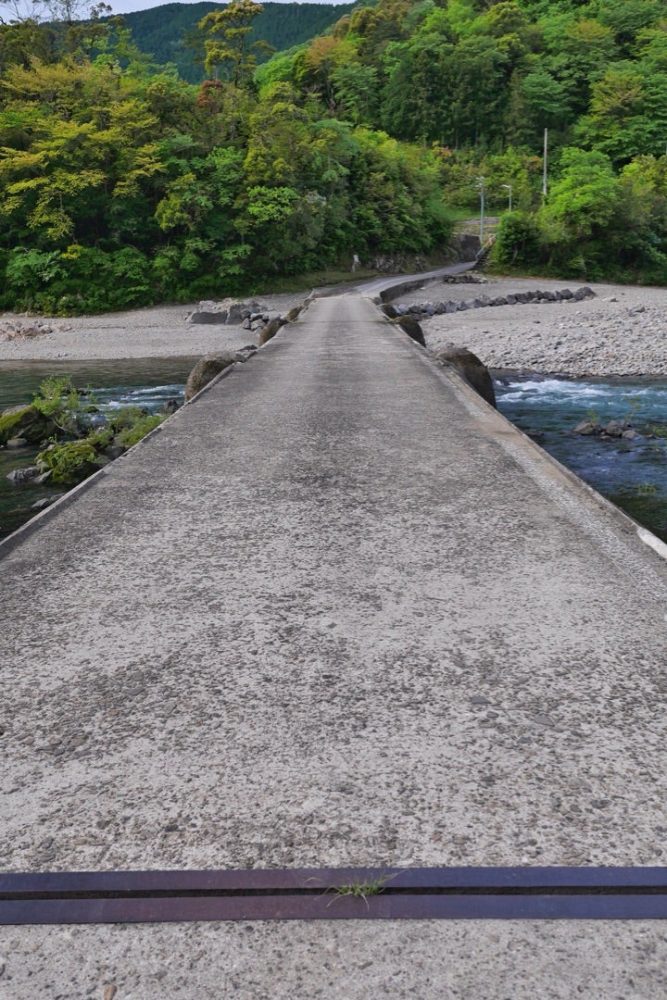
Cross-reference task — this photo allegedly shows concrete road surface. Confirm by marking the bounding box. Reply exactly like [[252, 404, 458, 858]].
[[2, 294, 667, 997]]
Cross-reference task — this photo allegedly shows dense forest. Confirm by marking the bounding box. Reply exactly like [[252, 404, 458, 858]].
[[121, 2, 354, 83], [0, 0, 666, 314]]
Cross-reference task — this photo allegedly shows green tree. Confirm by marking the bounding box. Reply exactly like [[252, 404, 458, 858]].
[[196, 0, 273, 85]]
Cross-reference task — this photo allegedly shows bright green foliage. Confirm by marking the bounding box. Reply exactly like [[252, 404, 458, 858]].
[[1, 0, 667, 304], [0, 14, 453, 313], [31, 375, 83, 435], [195, 0, 273, 84], [115, 412, 165, 447], [492, 211, 542, 269], [37, 439, 99, 484]]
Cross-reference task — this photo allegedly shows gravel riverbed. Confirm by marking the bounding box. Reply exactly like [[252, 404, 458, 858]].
[[404, 277, 667, 377], [1, 276, 665, 374], [0, 293, 304, 361]]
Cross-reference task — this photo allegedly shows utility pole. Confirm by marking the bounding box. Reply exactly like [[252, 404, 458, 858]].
[[502, 183, 513, 212], [543, 128, 549, 201], [476, 175, 485, 244]]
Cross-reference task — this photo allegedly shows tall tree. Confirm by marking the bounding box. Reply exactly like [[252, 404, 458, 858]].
[[196, 0, 273, 85]]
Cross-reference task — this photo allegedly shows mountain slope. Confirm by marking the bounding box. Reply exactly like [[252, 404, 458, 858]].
[[122, 1, 355, 81]]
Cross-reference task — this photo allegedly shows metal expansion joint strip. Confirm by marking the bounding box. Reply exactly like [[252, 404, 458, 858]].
[[2, 867, 667, 924]]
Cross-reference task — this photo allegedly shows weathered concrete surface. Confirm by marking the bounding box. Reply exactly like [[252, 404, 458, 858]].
[[2, 920, 667, 998], [2, 293, 667, 994]]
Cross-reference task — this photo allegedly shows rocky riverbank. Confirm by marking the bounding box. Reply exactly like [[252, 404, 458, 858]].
[[398, 276, 667, 377], [0, 293, 303, 361]]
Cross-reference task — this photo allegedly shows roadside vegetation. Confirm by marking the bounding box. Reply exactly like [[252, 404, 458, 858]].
[[0, 0, 666, 315]]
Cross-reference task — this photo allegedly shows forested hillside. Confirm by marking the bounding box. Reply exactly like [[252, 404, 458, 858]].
[[122, 2, 354, 82], [0, 0, 666, 316], [260, 0, 667, 283], [0, 2, 451, 313]]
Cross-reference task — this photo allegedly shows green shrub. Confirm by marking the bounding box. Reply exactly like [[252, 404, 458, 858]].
[[116, 413, 165, 448], [37, 439, 100, 484], [491, 212, 543, 270], [108, 406, 145, 432]]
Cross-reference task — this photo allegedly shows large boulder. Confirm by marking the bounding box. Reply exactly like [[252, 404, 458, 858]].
[[435, 345, 496, 408], [184, 353, 237, 402], [0, 405, 52, 446], [396, 316, 426, 347]]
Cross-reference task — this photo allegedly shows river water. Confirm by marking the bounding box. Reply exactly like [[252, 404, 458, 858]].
[[0, 359, 194, 541], [2, 362, 667, 544], [495, 373, 667, 542]]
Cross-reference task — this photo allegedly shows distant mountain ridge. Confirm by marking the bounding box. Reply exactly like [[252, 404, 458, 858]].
[[122, 1, 355, 81]]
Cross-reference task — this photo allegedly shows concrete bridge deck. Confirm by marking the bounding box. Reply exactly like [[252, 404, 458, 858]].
[[2, 294, 667, 996]]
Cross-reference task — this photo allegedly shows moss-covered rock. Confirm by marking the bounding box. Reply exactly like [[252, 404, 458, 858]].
[[0, 404, 52, 445]]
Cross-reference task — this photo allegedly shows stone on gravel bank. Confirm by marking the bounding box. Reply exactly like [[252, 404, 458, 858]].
[[395, 286, 595, 319], [416, 277, 667, 377]]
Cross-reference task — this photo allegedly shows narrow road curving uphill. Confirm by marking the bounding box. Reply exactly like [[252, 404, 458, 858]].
[[2, 289, 667, 995]]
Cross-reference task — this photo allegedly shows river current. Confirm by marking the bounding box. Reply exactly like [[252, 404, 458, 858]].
[[495, 373, 667, 542]]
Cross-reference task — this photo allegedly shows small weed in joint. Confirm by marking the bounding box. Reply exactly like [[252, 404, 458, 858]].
[[328, 873, 397, 907]]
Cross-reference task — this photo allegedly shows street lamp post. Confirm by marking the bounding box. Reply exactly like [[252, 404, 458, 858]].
[[502, 184, 513, 212], [475, 175, 485, 244]]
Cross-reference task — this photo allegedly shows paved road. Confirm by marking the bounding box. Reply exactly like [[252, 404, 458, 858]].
[[2, 294, 667, 996]]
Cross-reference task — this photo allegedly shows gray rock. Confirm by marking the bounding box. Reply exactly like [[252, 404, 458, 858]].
[[397, 316, 426, 348], [160, 399, 179, 415], [258, 317, 286, 346], [241, 318, 252, 331], [184, 352, 237, 402], [572, 286, 595, 301], [31, 495, 63, 510], [457, 301, 470, 311], [187, 310, 228, 325], [104, 445, 126, 459], [604, 420, 624, 438], [7, 465, 42, 485], [573, 421, 598, 436], [444, 301, 459, 313], [559, 288, 573, 300], [541, 291, 557, 302], [6, 437, 28, 449], [226, 304, 244, 325], [505, 294, 517, 305], [623, 429, 639, 440], [492, 296, 508, 306], [435, 345, 496, 408]]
